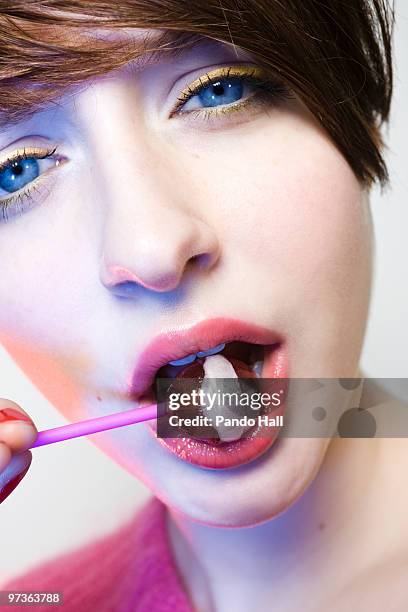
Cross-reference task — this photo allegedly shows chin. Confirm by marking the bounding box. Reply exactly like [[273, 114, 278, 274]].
[[156, 438, 331, 528]]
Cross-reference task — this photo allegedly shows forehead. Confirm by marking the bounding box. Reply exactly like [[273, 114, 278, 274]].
[[0, 19, 246, 122]]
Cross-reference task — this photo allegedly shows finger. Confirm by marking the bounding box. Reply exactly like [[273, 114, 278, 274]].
[[0, 450, 32, 505], [0, 398, 34, 423], [0, 421, 38, 452], [0, 399, 38, 452], [0, 441, 12, 472]]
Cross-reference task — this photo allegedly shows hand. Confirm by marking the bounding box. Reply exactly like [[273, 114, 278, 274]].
[[0, 399, 37, 505]]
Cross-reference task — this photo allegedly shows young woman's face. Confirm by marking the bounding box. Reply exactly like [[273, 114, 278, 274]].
[[0, 31, 372, 526]]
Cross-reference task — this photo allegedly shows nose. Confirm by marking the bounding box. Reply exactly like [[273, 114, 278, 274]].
[[98, 161, 220, 297]]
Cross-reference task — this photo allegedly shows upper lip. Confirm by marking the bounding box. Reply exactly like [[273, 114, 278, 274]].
[[128, 317, 283, 400]]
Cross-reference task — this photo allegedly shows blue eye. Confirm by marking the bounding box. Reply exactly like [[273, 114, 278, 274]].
[[173, 67, 293, 118], [0, 148, 62, 222], [197, 78, 244, 108], [0, 157, 40, 193]]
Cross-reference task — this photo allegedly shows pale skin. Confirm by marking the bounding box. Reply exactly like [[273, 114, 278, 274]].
[[0, 29, 406, 611]]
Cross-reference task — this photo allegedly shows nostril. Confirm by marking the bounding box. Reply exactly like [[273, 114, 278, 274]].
[[111, 280, 141, 298], [189, 252, 215, 270], [102, 265, 147, 289], [101, 263, 180, 293]]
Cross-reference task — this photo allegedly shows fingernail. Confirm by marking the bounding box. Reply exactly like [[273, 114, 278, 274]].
[[0, 408, 33, 425], [0, 466, 29, 505]]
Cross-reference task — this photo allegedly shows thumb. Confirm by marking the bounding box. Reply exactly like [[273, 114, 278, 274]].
[[0, 450, 32, 505]]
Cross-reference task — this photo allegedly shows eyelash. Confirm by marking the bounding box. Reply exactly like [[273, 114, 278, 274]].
[[170, 66, 293, 121], [0, 147, 59, 222], [0, 67, 293, 223]]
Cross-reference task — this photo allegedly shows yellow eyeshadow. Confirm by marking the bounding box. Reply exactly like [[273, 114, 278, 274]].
[[0, 147, 55, 171], [178, 65, 267, 100]]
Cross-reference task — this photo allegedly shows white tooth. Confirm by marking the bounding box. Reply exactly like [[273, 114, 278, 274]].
[[197, 343, 225, 358], [201, 354, 247, 442], [168, 353, 197, 366], [169, 343, 226, 366], [252, 360, 263, 378]]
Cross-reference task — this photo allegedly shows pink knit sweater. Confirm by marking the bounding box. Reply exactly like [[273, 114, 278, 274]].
[[3, 496, 195, 611]]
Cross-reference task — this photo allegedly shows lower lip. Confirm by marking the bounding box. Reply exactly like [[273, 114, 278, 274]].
[[145, 342, 288, 470]]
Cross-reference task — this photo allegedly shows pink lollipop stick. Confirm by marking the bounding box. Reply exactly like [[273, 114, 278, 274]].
[[30, 403, 157, 449]]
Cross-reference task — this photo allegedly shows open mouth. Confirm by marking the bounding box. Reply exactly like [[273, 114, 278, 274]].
[[139, 341, 281, 441], [130, 317, 288, 469], [156, 341, 271, 443]]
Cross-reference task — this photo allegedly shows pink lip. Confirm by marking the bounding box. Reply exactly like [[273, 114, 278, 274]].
[[129, 317, 288, 470]]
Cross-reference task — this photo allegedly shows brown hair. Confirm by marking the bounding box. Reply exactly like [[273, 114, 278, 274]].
[[0, 1, 394, 185]]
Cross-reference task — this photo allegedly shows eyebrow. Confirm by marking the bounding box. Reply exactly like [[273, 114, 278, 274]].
[[122, 30, 217, 74], [120, 29, 206, 63]]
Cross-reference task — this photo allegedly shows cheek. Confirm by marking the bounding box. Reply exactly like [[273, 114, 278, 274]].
[[195, 117, 372, 373], [0, 170, 103, 346], [259, 148, 372, 313], [0, 176, 100, 420], [202, 115, 371, 288]]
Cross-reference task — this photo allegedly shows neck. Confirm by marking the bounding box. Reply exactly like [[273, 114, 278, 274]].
[[166, 381, 404, 612]]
